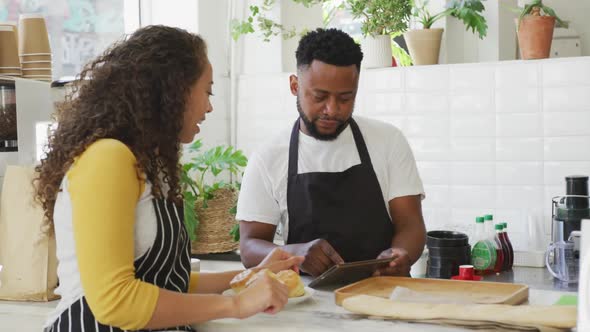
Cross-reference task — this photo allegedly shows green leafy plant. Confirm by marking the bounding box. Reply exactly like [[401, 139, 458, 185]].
[[412, 0, 488, 39], [391, 33, 413, 66], [181, 140, 247, 241], [232, 0, 412, 41], [347, 0, 412, 36], [518, 0, 568, 28], [232, 0, 413, 66], [231, 0, 328, 41]]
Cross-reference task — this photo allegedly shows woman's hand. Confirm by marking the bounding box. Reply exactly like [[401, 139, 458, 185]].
[[256, 248, 304, 274], [231, 273, 289, 318]]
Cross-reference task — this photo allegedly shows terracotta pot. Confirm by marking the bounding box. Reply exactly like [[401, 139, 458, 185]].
[[403, 28, 444, 66], [517, 15, 555, 60]]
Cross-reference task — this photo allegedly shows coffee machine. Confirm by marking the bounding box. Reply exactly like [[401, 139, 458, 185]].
[[548, 176, 590, 283], [552, 176, 590, 246], [0, 76, 54, 189]]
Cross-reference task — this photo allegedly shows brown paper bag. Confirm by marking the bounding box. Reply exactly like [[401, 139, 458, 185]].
[[0, 165, 58, 301]]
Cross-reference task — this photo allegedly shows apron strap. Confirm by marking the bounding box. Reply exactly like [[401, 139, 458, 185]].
[[288, 118, 372, 177], [288, 119, 301, 178], [349, 119, 373, 168]]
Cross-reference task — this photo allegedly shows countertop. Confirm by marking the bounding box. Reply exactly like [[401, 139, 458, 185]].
[[0, 262, 578, 332]]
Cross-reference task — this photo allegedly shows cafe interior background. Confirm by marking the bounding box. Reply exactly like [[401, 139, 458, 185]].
[[0, 0, 590, 330]]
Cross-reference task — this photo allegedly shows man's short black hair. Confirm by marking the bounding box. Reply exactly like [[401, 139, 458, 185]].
[[295, 28, 363, 71]]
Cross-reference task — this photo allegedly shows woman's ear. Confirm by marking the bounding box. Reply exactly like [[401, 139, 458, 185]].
[[289, 75, 298, 96]]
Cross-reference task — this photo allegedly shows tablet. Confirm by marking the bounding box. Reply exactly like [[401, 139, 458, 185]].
[[307, 257, 395, 288]]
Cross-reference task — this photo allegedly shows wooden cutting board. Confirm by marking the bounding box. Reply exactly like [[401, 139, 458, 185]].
[[334, 276, 529, 306]]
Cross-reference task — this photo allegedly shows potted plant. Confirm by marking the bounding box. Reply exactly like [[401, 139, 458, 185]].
[[231, 0, 327, 42], [232, 0, 413, 68], [347, 0, 412, 68], [181, 139, 247, 254], [516, 0, 567, 60], [405, 0, 488, 65]]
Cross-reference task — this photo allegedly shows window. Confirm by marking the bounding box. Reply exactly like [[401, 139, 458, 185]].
[[324, 0, 362, 40], [0, 0, 125, 79]]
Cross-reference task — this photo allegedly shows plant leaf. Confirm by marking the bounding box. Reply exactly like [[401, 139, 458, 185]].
[[183, 193, 198, 241], [230, 223, 240, 242], [447, 0, 487, 39], [541, 5, 568, 28], [180, 142, 248, 241]]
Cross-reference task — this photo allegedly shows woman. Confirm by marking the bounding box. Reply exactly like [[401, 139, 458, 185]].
[[35, 25, 303, 332]]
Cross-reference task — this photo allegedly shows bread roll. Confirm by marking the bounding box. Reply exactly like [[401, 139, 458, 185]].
[[245, 268, 278, 288], [276, 270, 305, 298], [230, 268, 278, 293], [229, 269, 257, 293], [229, 268, 305, 298]]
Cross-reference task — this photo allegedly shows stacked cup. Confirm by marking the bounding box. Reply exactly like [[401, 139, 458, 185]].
[[0, 24, 22, 78], [426, 230, 471, 279], [18, 14, 52, 82]]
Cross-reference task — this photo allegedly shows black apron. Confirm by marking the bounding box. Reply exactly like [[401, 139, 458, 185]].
[[286, 118, 394, 262], [47, 199, 194, 332]]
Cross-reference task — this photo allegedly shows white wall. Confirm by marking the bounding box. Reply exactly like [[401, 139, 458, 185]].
[[196, 0, 231, 150], [139, 0, 199, 33], [133, 0, 233, 186], [544, 0, 590, 56], [436, 0, 518, 64], [427, 0, 589, 63], [235, 56, 590, 252], [280, 1, 323, 72], [236, 0, 323, 74]]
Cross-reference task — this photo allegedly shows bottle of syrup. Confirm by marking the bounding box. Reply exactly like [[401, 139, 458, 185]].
[[484, 214, 500, 274], [501, 222, 514, 270], [493, 224, 505, 273]]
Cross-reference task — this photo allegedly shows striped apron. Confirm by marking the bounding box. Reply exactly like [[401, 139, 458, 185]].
[[46, 199, 195, 332]]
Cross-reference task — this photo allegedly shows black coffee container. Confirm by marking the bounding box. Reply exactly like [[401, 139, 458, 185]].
[[553, 175, 590, 244], [426, 231, 471, 279]]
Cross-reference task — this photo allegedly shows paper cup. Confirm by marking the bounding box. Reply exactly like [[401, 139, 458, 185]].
[[0, 26, 20, 68], [19, 60, 51, 63], [22, 68, 51, 76], [21, 62, 51, 69], [0, 23, 18, 50], [0, 69, 22, 74], [18, 14, 51, 55], [20, 53, 51, 61]]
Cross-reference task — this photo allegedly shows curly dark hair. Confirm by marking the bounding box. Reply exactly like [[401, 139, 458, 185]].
[[295, 28, 363, 71], [34, 25, 208, 228]]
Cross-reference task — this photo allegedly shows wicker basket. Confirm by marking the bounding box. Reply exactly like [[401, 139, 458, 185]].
[[191, 187, 239, 254]]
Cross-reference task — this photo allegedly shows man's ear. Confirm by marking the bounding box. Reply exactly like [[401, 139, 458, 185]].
[[289, 74, 298, 96]]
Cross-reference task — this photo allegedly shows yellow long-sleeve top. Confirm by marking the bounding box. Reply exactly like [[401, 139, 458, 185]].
[[44, 139, 199, 330]]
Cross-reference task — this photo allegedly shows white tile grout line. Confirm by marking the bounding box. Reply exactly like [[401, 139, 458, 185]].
[[538, 61, 551, 235]]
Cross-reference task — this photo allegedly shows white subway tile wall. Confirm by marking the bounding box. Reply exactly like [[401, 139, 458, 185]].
[[544, 86, 590, 112], [235, 57, 590, 251], [496, 88, 540, 114]]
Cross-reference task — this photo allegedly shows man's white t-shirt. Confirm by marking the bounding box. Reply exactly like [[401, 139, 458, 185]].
[[236, 115, 425, 242]]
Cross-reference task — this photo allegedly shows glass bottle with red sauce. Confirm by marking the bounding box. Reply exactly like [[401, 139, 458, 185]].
[[500, 222, 514, 270]]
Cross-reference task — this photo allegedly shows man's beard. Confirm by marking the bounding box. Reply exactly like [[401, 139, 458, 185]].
[[296, 96, 351, 141]]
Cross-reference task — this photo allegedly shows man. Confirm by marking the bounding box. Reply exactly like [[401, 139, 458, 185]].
[[236, 28, 426, 277]]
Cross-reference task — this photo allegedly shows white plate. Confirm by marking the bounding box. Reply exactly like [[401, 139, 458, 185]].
[[222, 286, 315, 305]]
